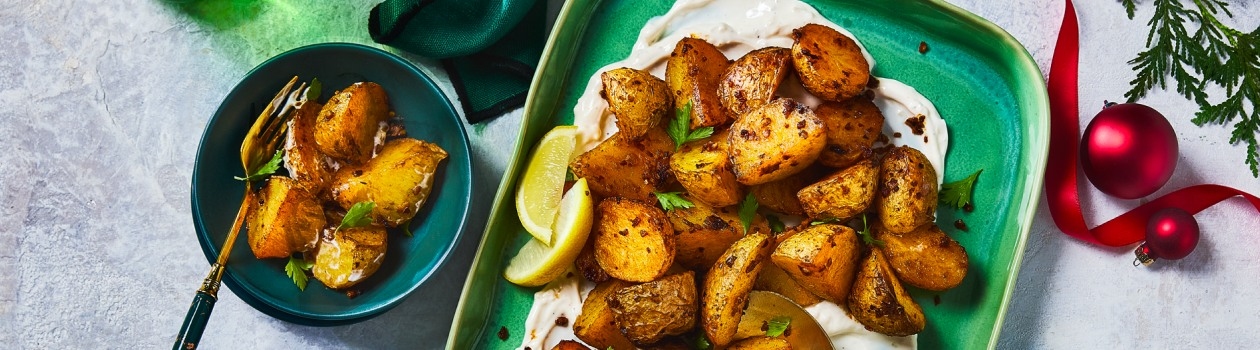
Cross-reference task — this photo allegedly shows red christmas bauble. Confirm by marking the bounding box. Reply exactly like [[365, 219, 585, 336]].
[[1145, 207, 1200, 260], [1080, 103, 1178, 199]]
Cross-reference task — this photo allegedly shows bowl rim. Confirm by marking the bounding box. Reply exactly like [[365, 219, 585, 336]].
[[190, 42, 473, 323]]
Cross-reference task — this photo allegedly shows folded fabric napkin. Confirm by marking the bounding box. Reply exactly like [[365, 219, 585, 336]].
[[369, 0, 545, 123]]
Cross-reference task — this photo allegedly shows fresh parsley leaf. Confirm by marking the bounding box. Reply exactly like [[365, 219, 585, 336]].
[[939, 169, 982, 209], [810, 217, 840, 226], [306, 77, 322, 101], [765, 315, 791, 337], [339, 201, 376, 230], [690, 334, 712, 350], [857, 215, 883, 247], [667, 101, 715, 151], [654, 192, 694, 211], [234, 149, 283, 182], [766, 215, 785, 233], [400, 219, 413, 238], [285, 255, 313, 291], [738, 193, 758, 235]]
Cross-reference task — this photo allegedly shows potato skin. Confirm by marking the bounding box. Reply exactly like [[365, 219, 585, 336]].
[[666, 194, 770, 270], [718, 47, 792, 119], [791, 24, 870, 101], [876, 223, 968, 291], [702, 233, 773, 347], [576, 236, 611, 283], [666, 37, 731, 129], [314, 82, 392, 164], [551, 340, 589, 350], [797, 159, 878, 220], [669, 131, 743, 207], [770, 223, 861, 304], [312, 225, 388, 289], [330, 138, 448, 227], [847, 248, 926, 337], [247, 177, 326, 259], [877, 146, 938, 234], [727, 336, 792, 350], [603, 67, 673, 139], [593, 198, 676, 282], [608, 271, 699, 345], [815, 97, 884, 168], [575, 280, 637, 350], [754, 262, 823, 307], [728, 98, 827, 185], [284, 101, 332, 192], [571, 127, 674, 201]]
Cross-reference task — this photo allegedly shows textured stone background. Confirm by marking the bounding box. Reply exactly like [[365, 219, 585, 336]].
[[1, 0, 1257, 348]]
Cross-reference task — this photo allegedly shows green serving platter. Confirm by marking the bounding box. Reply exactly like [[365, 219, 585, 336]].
[[449, 0, 1048, 348]]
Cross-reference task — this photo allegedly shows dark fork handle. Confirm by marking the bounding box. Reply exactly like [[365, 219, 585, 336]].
[[173, 289, 217, 349]]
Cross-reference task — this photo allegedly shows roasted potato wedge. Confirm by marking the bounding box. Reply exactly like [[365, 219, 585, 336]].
[[848, 248, 925, 336], [749, 166, 826, 216], [815, 97, 884, 168], [609, 271, 699, 345], [593, 198, 675, 282], [247, 177, 326, 259], [727, 336, 792, 350], [702, 233, 773, 347], [669, 131, 743, 207], [313, 82, 392, 164], [284, 101, 332, 192], [571, 127, 674, 201], [877, 146, 938, 233], [576, 236, 611, 283], [603, 67, 673, 139], [728, 98, 827, 185], [575, 280, 636, 350], [876, 223, 968, 291], [552, 340, 589, 350], [770, 223, 861, 304], [718, 47, 792, 119], [796, 159, 878, 220], [666, 37, 731, 129], [330, 138, 448, 227], [667, 194, 771, 270], [754, 262, 823, 307], [790, 24, 870, 101], [312, 225, 387, 289]]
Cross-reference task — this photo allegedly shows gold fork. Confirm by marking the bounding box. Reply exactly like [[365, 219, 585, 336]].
[[174, 76, 308, 350]]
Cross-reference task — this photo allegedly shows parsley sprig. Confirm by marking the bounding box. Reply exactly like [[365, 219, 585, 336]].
[[234, 149, 283, 182], [1122, 0, 1260, 176], [667, 101, 714, 151], [737, 193, 758, 235], [285, 255, 314, 291], [765, 315, 791, 337], [857, 215, 882, 247], [654, 192, 695, 211], [939, 169, 981, 209], [338, 201, 376, 232]]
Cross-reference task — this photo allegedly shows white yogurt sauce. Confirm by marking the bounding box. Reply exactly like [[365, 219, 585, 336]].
[[523, 0, 954, 348]]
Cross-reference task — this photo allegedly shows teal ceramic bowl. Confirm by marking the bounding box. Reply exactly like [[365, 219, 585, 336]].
[[449, 0, 1048, 349], [191, 43, 472, 325]]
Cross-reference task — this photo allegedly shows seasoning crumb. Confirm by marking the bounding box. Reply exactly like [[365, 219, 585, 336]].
[[905, 114, 927, 135], [934, 295, 942, 305], [497, 326, 509, 341], [893, 132, 902, 138], [345, 289, 361, 299], [963, 202, 975, 212], [919, 41, 929, 54], [954, 219, 969, 232], [555, 316, 570, 327]]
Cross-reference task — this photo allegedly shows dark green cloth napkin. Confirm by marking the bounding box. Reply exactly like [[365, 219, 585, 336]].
[[369, 0, 545, 123]]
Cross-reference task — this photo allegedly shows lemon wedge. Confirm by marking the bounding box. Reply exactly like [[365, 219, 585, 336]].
[[515, 126, 578, 245], [505, 178, 594, 287]]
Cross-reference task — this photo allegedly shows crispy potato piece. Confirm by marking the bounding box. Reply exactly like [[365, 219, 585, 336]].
[[594, 198, 675, 282], [718, 47, 792, 119], [313, 82, 392, 164], [667, 195, 771, 270], [603, 67, 673, 139], [669, 131, 743, 207], [815, 97, 884, 168], [770, 223, 861, 304], [284, 101, 332, 192], [575, 280, 636, 350], [796, 159, 878, 220], [571, 127, 674, 201], [728, 336, 792, 350], [552, 340, 589, 350], [666, 37, 731, 129], [876, 146, 938, 234], [330, 138, 448, 227], [312, 225, 387, 289], [876, 223, 968, 291], [847, 249, 925, 336], [749, 167, 825, 216], [790, 24, 870, 101], [728, 99, 827, 185], [754, 263, 823, 307], [576, 236, 611, 283], [702, 233, 773, 347], [609, 271, 699, 345], [247, 177, 326, 259]]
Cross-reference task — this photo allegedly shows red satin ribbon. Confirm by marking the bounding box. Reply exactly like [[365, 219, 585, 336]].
[[1045, 0, 1260, 247]]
